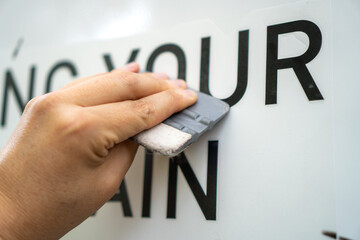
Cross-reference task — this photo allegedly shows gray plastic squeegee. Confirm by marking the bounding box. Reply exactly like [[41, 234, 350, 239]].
[[133, 91, 230, 156]]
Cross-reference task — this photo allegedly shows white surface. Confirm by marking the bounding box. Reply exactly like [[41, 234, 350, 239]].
[[133, 123, 192, 156], [0, 0, 303, 48], [332, 0, 360, 239], [0, 0, 358, 239]]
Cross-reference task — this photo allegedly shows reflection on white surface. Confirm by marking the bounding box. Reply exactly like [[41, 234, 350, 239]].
[[95, 2, 150, 40], [0, 0, 304, 48]]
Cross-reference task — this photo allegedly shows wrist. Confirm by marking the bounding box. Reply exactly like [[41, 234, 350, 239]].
[[0, 192, 23, 240], [0, 156, 28, 240]]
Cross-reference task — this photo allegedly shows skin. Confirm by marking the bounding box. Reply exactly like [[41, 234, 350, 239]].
[[0, 62, 197, 240]]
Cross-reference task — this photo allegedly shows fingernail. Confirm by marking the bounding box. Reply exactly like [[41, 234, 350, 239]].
[[183, 89, 197, 99], [124, 62, 138, 71], [169, 79, 186, 88], [153, 72, 168, 79]]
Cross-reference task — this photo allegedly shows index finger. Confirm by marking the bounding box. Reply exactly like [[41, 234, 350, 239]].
[[60, 71, 186, 107], [59, 62, 140, 90], [87, 88, 198, 143]]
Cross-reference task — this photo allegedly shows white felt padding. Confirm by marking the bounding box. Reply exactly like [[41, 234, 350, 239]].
[[133, 123, 192, 156]]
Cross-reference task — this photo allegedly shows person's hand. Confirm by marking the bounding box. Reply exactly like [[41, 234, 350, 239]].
[[0, 62, 197, 240]]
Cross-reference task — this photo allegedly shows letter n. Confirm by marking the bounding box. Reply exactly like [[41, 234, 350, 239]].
[[1, 66, 36, 127], [167, 141, 218, 220]]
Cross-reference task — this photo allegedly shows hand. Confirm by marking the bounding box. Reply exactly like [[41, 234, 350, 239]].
[[0, 62, 197, 240]]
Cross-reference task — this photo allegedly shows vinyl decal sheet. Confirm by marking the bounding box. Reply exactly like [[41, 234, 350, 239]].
[[1, 0, 353, 239]]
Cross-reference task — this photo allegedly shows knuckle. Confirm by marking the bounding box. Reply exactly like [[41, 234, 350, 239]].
[[24, 93, 60, 114], [57, 111, 96, 137], [96, 72, 138, 93], [167, 88, 180, 102], [167, 89, 185, 111], [133, 100, 156, 126], [24, 97, 39, 112], [118, 71, 139, 88]]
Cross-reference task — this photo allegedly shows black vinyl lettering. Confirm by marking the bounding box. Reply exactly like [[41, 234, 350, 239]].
[[167, 141, 218, 220], [145, 44, 187, 217], [103, 54, 115, 71], [128, 49, 140, 63], [146, 44, 186, 80], [266, 20, 324, 104], [45, 61, 77, 93], [12, 38, 24, 59], [1, 66, 36, 127], [109, 180, 133, 217], [141, 150, 154, 218], [166, 155, 178, 219], [200, 30, 249, 106], [103, 49, 140, 72], [322, 230, 353, 240]]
